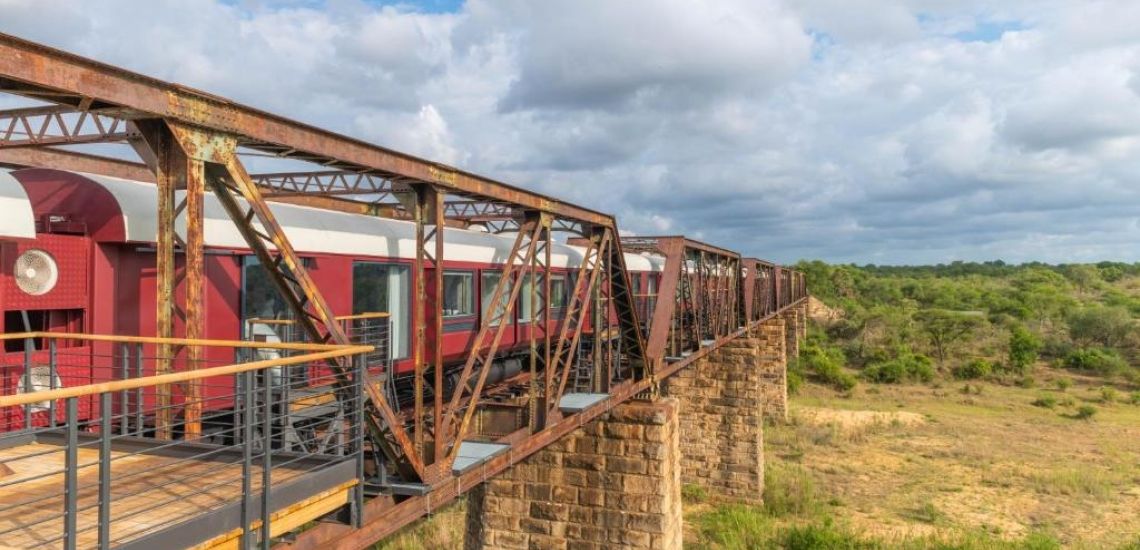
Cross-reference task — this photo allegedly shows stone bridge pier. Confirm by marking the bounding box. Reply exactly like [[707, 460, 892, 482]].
[[465, 307, 805, 549]]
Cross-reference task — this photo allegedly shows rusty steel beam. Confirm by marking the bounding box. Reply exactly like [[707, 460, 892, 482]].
[[274, 299, 813, 550], [0, 104, 137, 148], [0, 32, 615, 227], [0, 146, 154, 182]]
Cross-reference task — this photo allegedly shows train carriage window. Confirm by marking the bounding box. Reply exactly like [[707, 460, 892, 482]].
[[519, 274, 541, 323], [518, 274, 568, 322], [241, 256, 294, 327], [353, 262, 410, 360], [443, 271, 475, 318], [550, 275, 567, 310], [480, 271, 512, 326]]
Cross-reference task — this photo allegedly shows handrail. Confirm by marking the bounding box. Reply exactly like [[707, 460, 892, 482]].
[[0, 331, 358, 351], [246, 311, 389, 326], [0, 343, 373, 408]]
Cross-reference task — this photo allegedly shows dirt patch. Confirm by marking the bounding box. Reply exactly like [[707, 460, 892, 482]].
[[797, 406, 926, 432]]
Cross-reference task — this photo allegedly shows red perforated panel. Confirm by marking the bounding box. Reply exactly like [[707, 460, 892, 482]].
[[1, 233, 90, 311]]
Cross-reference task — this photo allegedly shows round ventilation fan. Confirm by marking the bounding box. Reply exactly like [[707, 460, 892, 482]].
[[14, 249, 59, 296]]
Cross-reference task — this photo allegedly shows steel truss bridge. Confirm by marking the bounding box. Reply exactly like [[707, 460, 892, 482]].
[[0, 34, 807, 549]]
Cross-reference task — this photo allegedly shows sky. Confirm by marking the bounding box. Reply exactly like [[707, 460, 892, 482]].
[[1, 0, 1138, 265]]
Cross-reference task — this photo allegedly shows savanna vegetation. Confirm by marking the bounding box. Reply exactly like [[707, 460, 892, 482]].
[[681, 260, 1140, 549], [790, 260, 1140, 408], [378, 261, 1140, 549]]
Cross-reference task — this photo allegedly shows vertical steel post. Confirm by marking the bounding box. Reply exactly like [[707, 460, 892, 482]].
[[240, 370, 254, 549], [63, 397, 78, 550], [134, 342, 143, 436], [353, 354, 365, 528], [48, 338, 56, 427], [120, 342, 129, 435], [22, 338, 32, 430], [98, 392, 112, 550], [183, 156, 206, 440], [261, 374, 272, 549], [430, 190, 445, 464], [152, 123, 177, 440]]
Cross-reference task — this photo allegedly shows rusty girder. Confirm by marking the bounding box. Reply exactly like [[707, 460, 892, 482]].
[[0, 104, 137, 148], [0, 33, 822, 547], [0, 32, 615, 227], [610, 237, 742, 380]]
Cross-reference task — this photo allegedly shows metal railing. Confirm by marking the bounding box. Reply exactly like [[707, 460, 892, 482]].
[[244, 311, 394, 408], [0, 332, 372, 550]]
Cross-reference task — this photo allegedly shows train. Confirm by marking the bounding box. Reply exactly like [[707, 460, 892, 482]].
[[0, 167, 672, 430]]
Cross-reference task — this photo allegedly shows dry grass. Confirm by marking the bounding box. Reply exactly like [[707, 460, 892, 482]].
[[374, 500, 466, 550], [772, 371, 1140, 548], [377, 367, 1140, 548]]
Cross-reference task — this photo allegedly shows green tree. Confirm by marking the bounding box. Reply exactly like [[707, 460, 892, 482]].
[[1064, 265, 1101, 294], [915, 309, 985, 365], [1067, 306, 1134, 348], [1007, 325, 1041, 373]]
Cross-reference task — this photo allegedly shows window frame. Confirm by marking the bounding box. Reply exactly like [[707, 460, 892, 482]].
[[442, 270, 477, 320], [352, 260, 412, 361], [480, 269, 514, 326]]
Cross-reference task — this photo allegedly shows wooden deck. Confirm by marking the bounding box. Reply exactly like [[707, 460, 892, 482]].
[[0, 442, 309, 549]]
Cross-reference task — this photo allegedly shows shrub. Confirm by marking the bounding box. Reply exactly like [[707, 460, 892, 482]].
[[862, 353, 935, 384], [1054, 378, 1072, 392], [1007, 325, 1041, 373], [696, 504, 773, 549], [1073, 405, 1097, 420], [763, 463, 818, 517], [1062, 348, 1129, 377], [1130, 392, 1140, 406], [787, 358, 805, 396], [800, 343, 858, 392], [1017, 375, 1036, 389], [1100, 386, 1118, 404], [952, 359, 992, 380], [778, 518, 873, 550], [682, 483, 708, 504], [1067, 306, 1133, 348], [907, 501, 944, 524], [1031, 395, 1057, 409]]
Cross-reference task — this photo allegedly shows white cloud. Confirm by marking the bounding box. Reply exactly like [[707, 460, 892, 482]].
[[0, 0, 1137, 264]]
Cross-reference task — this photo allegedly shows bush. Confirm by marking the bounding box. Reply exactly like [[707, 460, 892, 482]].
[[1073, 405, 1097, 420], [952, 359, 992, 380], [763, 463, 818, 517], [1017, 375, 1036, 389], [1067, 306, 1133, 348], [1130, 392, 1140, 406], [1062, 348, 1129, 377], [862, 353, 935, 384], [682, 483, 708, 504], [800, 343, 858, 392], [696, 504, 773, 549], [778, 518, 873, 550], [1007, 325, 1041, 373], [1100, 386, 1118, 404], [1031, 395, 1057, 409], [1054, 378, 1072, 392], [787, 358, 805, 396]]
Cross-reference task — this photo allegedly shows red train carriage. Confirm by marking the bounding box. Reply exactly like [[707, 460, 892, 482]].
[[0, 168, 663, 430]]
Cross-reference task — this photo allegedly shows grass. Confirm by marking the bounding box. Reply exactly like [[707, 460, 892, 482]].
[[697, 369, 1140, 549], [374, 500, 466, 550], [378, 366, 1140, 549], [1026, 468, 1120, 499], [683, 483, 710, 504]]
